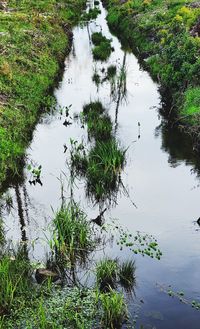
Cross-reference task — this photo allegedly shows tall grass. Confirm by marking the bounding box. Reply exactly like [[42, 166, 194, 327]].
[[100, 290, 127, 329], [96, 258, 118, 291], [0, 250, 31, 314], [52, 202, 94, 265]]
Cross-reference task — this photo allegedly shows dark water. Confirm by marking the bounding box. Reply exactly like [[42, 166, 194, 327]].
[[2, 2, 200, 328]]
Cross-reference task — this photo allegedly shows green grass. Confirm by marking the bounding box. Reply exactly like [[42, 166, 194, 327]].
[[119, 260, 136, 289], [86, 139, 126, 202], [104, 0, 200, 137], [0, 0, 86, 185], [107, 64, 117, 79], [181, 87, 200, 121], [91, 32, 113, 61], [52, 201, 94, 265], [96, 258, 118, 291], [100, 290, 127, 329], [0, 250, 31, 315], [82, 101, 113, 140]]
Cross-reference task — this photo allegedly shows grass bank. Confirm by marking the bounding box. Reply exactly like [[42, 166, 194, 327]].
[[103, 0, 200, 148], [0, 0, 86, 184]]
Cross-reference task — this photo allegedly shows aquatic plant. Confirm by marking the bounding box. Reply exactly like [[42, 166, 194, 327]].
[[119, 260, 136, 289], [52, 201, 95, 265], [91, 32, 113, 61], [86, 139, 126, 203], [100, 290, 127, 329], [83, 100, 105, 116], [0, 250, 31, 315], [107, 64, 117, 79], [96, 258, 118, 291]]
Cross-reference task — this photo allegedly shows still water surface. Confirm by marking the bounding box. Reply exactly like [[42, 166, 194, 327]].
[[3, 2, 200, 328]]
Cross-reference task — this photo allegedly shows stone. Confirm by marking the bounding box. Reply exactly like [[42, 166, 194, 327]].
[[35, 268, 60, 284]]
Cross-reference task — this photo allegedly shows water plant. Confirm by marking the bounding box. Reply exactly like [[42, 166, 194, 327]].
[[107, 64, 117, 79], [51, 201, 95, 266], [91, 32, 113, 61], [96, 258, 118, 291], [100, 290, 127, 329], [119, 260, 136, 289], [86, 139, 126, 203], [0, 249, 31, 315]]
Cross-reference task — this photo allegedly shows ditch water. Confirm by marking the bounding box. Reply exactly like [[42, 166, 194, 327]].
[[2, 1, 200, 328]]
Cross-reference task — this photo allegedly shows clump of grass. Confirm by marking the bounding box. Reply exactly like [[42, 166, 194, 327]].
[[52, 201, 94, 264], [91, 32, 113, 61], [100, 290, 127, 329], [91, 32, 108, 46], [82, 7, 101, 21], [82, 102, 113, 140], [92, 71, 101, 86], [83, 101, 105, 116], [119, 260, 136, 289], [96, 258, 118, 291], [0, 250, 31, 315], [107, 65, 117, 79], [86, 139, 126, 202], [87, 114, 113, 140]]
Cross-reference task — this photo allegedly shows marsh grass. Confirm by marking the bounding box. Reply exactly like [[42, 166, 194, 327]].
[[100, 290, 127, 329], [91, 32, 113, 61], [86, 139, 126, 202], [107, 65, 117, 79], [96, 258, 118, 291], [119, 260, 136, 290], [87, 114, 113, 140], [83, 101, 105, 116], [52, 201, 95, 265], [0, 250, 31, 315]]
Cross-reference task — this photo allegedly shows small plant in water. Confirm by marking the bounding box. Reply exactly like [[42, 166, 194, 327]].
[[51, 201, 95, 266], [100, 290, 127, 329], [96, 258, 118, 291], [91, 32, 113, 61], [119, 260, 136, 289]]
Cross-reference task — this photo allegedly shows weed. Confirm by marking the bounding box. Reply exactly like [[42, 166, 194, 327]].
[[0, 249, 31, 315], [107, 65, 117, 79], [119, 260, 136, 289], [52, 201, 95, 265], [91, 32, 113, 61], [96, 258, 118, 291], [100, 290, 127, 329]]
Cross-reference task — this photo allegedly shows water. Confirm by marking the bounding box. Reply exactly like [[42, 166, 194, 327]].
[[2, 2, 200, 328]]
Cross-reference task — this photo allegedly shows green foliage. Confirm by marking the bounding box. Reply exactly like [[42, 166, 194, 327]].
[[96, 258, 118, 291], [0, 250, 31, 314], [0, 0, 86, 184], [100, 290, 127, 329], [119, 260, 136, 289], [91, 32, 113, 61], [51, 202, 95, 264], [104, 0, 200, 134], [181, 87, 200, 122]]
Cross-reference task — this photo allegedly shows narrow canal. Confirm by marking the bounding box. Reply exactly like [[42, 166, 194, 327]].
[[2, 1, 200, 328]]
